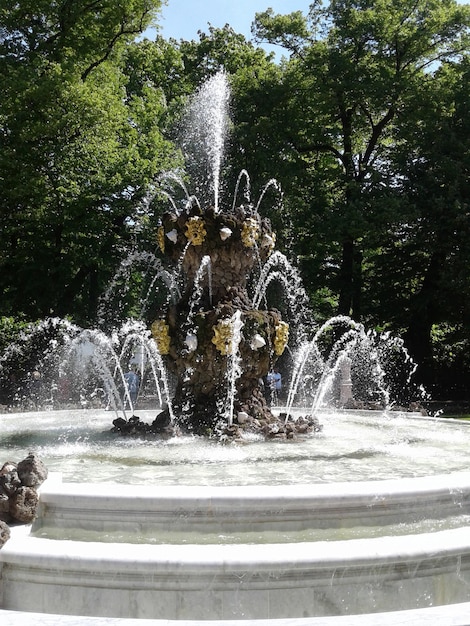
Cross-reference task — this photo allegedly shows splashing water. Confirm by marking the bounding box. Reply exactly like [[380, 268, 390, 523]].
[[254, 178, 282, 213], [232, 169, 251, 212], [252, 250, 311, 345], [97, 252, 180, 328], [225, 311, 244, 428], [63, 328, 129, 419], [188, 255, 212, 325]]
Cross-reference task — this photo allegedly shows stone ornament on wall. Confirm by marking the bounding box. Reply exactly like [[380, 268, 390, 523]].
[[0, 453, 48, 548]]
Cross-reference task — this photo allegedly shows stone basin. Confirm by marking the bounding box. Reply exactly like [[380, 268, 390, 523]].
[[1, 409, 470, 621]]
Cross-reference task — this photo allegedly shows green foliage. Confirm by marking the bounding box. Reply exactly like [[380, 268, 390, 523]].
[[179, 25, 274, 85], [430, 324, 470, 397], [0, 0, 179, 325], [0, 0, 161, 77], [0, 317, 29, 355], [252, 0, 470, 321], [0, 1, 470, 398]]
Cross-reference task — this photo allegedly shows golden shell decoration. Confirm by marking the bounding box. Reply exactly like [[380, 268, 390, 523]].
[[185, 216, 207, 246], [151, 319, 171, 355], [156, 226, 165, 253], [212, 319, 235, 355], [274, 321, 289, 356], [241, 217, 260, 248]]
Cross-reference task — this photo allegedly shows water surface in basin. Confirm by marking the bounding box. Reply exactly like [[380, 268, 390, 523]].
[[1, 408, 469, 485], [32, 513, 470, 545]]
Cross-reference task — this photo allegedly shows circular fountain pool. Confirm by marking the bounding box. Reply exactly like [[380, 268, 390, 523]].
[[2, 407, 470, 622], [0, 408, 468, 485]]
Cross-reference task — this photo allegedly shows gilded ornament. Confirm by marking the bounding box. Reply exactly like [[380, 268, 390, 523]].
[[241, 217, 260, 248], [156, 226, 165, 253], [212, 319, 234, 355], [274, 321, 289, 356], [185, 216, 207, 246], [151, 319, 171, 355]]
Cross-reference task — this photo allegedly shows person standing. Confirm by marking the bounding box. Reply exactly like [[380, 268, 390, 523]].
[[123, 366, 140, 410], [266, 367, 282, 403]]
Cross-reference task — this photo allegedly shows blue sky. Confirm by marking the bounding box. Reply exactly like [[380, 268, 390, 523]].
[[153, 0, 312, 42], [146, 0, 468, 58]]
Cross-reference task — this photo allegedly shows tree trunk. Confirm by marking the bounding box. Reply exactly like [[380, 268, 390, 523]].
[[337, 237, 362, 320], [404, 251, 445, 391]]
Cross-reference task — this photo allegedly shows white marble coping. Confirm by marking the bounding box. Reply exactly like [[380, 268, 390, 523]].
[[34, 471, 470, 533], [4, 483, 470, 622], [3, 525, 470, 573], [39, 470, 470, 506], [2, 602, 470, 625]]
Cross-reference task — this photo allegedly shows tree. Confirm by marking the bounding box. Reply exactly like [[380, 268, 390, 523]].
[[253, 0, 470, 319], [0, 0, 178, 325], [372, 58, 470, 393]]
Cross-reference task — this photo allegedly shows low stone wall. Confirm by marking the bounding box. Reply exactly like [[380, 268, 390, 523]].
[[32, 472, 470, 535], [2, 473, 470, 619], [2, 525, 470, 618]]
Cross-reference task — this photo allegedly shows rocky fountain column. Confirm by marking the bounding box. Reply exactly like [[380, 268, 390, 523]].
[[150, 203, 294, 438]]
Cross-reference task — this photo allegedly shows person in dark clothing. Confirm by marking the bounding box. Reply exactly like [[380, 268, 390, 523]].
[[123, 367, 140, 409]]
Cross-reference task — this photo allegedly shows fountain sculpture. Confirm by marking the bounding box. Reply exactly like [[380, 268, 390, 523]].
[[0, 72, 417, 435], [147, 202, 319, 437], [109, 73, 401, 439]]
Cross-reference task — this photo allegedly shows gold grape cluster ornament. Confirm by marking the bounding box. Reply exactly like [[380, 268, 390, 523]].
[[274, 322, 289, 356], [241, 217, 260, 248], [156, 226, 165, 254], [211, 319, 235, 355], [185, 216, 207, 246], [151, 320, 170, 355]]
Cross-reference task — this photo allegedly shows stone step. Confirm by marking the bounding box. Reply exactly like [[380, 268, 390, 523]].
[[32, 472, 470, 537], [2, 524, 470, 619], [3, 603, 470, 626]]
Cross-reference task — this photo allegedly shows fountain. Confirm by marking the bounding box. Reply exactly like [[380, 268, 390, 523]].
[[1, 72, 470, 624]]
